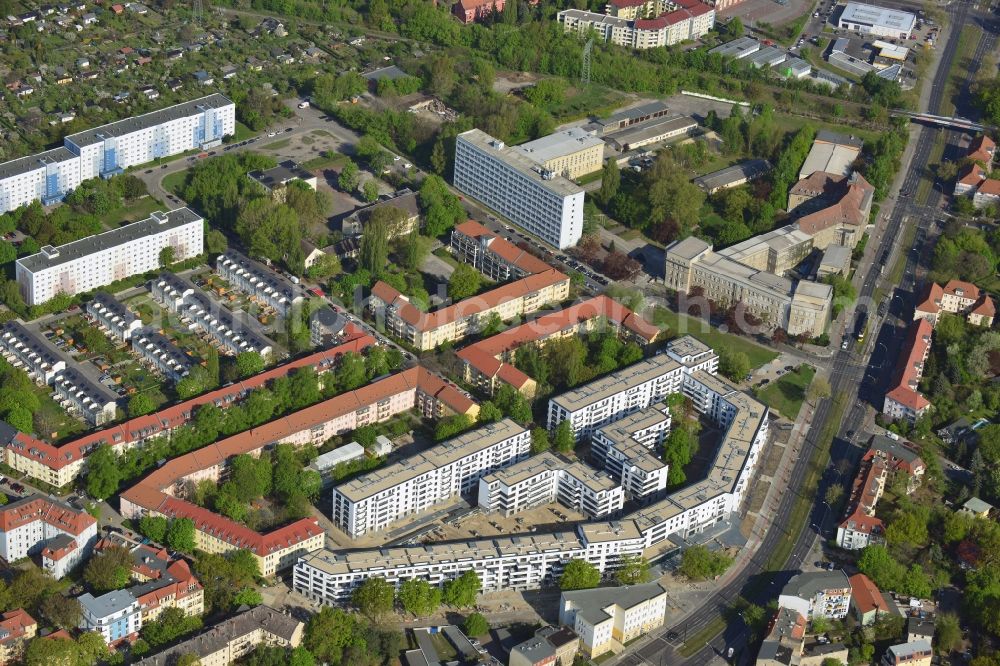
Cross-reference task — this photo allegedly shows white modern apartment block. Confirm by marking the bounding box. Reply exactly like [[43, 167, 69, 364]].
[[216, 250, 303, 318], [627, 370, 768, 547], [15, 208, 203, 306], [331, 419, 531, 538], [64, 94, 234, 180], [477, 451, 625, 519], [293, 520, 645, 604], [454, 129, 585, 249], [0, 495, 98, 577], [86, 293, 142, 342], [547, 336, 717, 440], [0, 147, 83, 214], [560, 583, 669, 659], [558, 3, 714, 51], [591, 405, 672, 500], [0, 95, 235, 214], [78, 589, 142, 644], [51, 366, 118, 426], [778, 570, 852, 620], [0, 320, 66, 385]]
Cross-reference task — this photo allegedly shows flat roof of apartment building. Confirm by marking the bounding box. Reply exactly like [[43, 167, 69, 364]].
[[0, 146, 78, 182], [334, 419, 527, 502], [299, 528, 586, 576], [66, 93, 233, 147], [551, 355, 682, 414], [17, 208, 201, 274], [594, 405, 670, 473], [482, 451, 619, 493], [562, 582, 669, 624], [458, 129, 583, 198], [514, 128, 604, 165], [627, 371, 767, 527], [559, 8, 630, 28]]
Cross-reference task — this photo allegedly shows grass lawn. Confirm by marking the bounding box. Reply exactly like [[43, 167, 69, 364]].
[[100, 196, 164, 228], [432, 247, 460, 268], [162, 170, 189, 196], [302, 152, 348, 170], [577, 169, 604, 185], [262, 138, 293, 151], [754, 365, 817, 419], [233, 121, 256, 142], [549, 83, 628, 122], [773, 112, 881, 145], [651, 307, 778, 369]]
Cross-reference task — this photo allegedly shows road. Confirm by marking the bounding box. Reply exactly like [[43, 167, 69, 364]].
[[613, 1, 992, 663]]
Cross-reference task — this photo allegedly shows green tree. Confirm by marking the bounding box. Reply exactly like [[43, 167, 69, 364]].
[[419, 175, 465, 237], [85, 444, 122, 501], [363, 180, 379, 203], [236, 351, 265, 378], [559, 559, 600, 590], [398, 578, 443, 617], [448, 263, 484, 301], [83, 546, 132, 593], [24, 635, 80, 666], [553, 420, 574, 453], [234, 587, 263, 607], [351, 577, 395, 617], [141, 606, 204, 647], [531, 428, 550, 454], [139, 515, 168, 543], [463, 612, 489, 637], [477, 402, 503, 423], [159, 245, 176, 268], [76, 631, 110, 664], [616, 554, 650, 585], [166, 518, 196, 553], [442, 570, 481, 607], [39, 594, 81, 630], [678, 545, 733, 580], [338, 160, 360, 192], [435, 414, 474, 441], [717, 347, 751, 382], [598, 158, 620, 205], [359, 211, 393, 276], [128, 393, 156, 418], [935, 613, 962, 654], [4, 405, 31, 433]]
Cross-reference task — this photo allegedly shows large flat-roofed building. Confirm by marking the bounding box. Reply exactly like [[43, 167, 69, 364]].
[[628, 370, 768, 546], [0, 147, 83, 214], [709, 36, 761, 59], [664, 236, 832, 337], [591, 405, 672, 500], [15, 208, 203, 306], [51, 366, 118, 426], [693, 159, 773, 194], [560, 583, 669, 658], [86, 293, 142, 342], [604, 114, 697, 152], [547, 337, 717, 439], [65, 94, 235, 180], [331, 419, 531, 538], [0, 96, 234, 214], [216, 249, 303, 318], [293, 520, 645, 604], [0, 319, 67, 384], [591, 101, 676, 135], [454, 129, 584, 249], [558, 2, 715, 52], [477, 451, 625, 519], [513, 127, 605, 179], [838, 2, 915, 39]]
